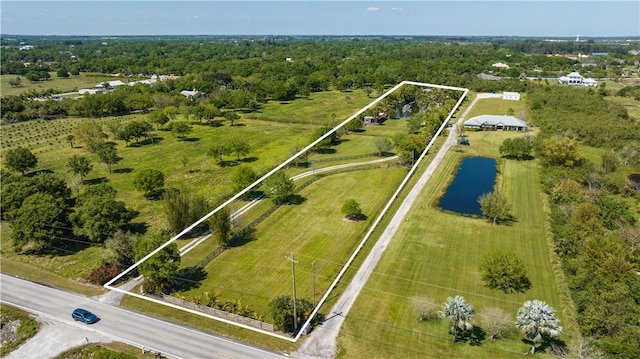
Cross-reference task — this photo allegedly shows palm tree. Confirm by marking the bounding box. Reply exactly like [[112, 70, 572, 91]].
[[67, 154, 93, 183], [439, 296, 475, 343], [515, 300, 563, 354]]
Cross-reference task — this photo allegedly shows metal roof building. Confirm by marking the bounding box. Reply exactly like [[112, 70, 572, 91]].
[[464, 115, 527, 131]]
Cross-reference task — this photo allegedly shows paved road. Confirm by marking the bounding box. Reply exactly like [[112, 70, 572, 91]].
[[0, 273, 287, 359], [292, 93, 485, 359]]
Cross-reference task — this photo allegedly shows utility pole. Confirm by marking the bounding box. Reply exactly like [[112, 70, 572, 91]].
[[287, 252, 298, 334], [312, 261, 316, 307]]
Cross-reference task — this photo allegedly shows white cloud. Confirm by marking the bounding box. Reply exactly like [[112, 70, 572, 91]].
[[392, 7, 404, 11], [366, 7, 380, 12]]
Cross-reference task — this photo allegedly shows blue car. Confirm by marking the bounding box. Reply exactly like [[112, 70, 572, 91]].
[[72, 308, 99, 324]]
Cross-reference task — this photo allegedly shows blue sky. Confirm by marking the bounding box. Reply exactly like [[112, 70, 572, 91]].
[[1, 1, 639, 37]]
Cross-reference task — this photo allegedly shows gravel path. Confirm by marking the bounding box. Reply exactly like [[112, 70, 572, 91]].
[[4, 316, 114, 359], [292, 93, 486, 359]]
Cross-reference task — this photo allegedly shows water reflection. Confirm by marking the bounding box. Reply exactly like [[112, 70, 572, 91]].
[[438, 157, 497, 216]]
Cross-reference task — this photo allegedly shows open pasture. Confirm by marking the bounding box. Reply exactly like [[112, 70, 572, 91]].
[[178, 165, 408, 320], [245, 90, 371, 125], [464, 96, 528, 119], [337, 118, 569, 358], [0, 72, 118, 97]]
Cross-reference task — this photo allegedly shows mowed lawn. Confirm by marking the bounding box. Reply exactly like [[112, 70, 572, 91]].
[[246, 89, 371, 125], [179, 165, 408, 320], [336, 130, 568, 358]]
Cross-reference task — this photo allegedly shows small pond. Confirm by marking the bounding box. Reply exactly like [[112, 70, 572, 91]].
[[630, 174, 640, 189], [438, 157, 497, 216]]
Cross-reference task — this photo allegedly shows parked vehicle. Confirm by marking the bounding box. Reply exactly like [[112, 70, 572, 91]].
[[459, 138, 470, 145], [72, 308, 99, 324]]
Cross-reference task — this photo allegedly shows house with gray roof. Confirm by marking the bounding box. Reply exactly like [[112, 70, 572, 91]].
[[464, 115, 527, 132]]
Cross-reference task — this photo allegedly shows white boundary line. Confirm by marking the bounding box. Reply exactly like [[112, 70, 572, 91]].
[[105, 81, 469, 342]]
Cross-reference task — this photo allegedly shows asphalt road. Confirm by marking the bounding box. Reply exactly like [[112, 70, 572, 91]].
[[0, 273, 287, 359]]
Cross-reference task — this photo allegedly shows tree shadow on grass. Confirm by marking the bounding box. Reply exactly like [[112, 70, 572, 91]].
[[174, 267, 207, 291], [522, 336, 567, 355], [27, 169, 54, 177], [345, 213, 368, 222], [180, 137, 200, 142], [287, 194, 306, 205], [129, 137, 164, 147], [84, 177, 109, 185], [218, 160, 238, 167], [143, 189, 164, 201], [313, 148, 336, 155], [497, 215, 518, 226], [452, 326, 486, 346], [240, 156, 258, 163], [227, 227, 256, 248], [112, 168, 133, 174], [128, 221, 148, 235], [22, 238, 91, 257]]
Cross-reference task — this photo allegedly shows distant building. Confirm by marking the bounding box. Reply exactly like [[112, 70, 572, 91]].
[[96, 80, 127, 88], [79, 88, 106, 95], [477, 73, 501, 81], [180, 89, 206, 100], [19, 45, 34, 50], [491, 62, 510, 69], [558, 71, 597, 87], [464, 115, 527, 132], [363, 112, 388, 126], [502, 92, 521, 101]]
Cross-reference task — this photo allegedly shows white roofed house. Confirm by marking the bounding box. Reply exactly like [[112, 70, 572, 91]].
[[464, 115, 527, 132], [502, 92, 520, 101], [558, 71, 597, 87], [180, 89, 206, 101], [95, 80, 127, 90]]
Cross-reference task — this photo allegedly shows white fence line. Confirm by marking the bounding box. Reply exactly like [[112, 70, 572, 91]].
[[105, 81, 469, 342]]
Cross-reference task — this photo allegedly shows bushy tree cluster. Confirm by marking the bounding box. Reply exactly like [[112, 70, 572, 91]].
[[478, 191, 511, 225], [70, 184, 135, 242], [479, 250, 531, 293], [269, 295, 319, 334], [135, 230, 180, 294], [530, 86, 640, 357], [499, 137, 533, 160]]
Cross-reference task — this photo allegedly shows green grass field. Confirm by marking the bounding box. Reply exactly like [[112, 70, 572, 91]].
[[464, 97, 528, 119], [0, 72, 120, 97], [246, 90, 371, 125], [0, 90, 371, 296], [335, 129, 572, 358], [178, 165, 408, 319], [606, 95, 640, 120]]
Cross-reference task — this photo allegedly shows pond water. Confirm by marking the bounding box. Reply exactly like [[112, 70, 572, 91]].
[[438, 157, 497, 216], [630, 174, 640, 189]]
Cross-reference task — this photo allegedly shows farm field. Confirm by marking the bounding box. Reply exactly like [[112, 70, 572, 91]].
[[336, 125, 572, 358], [0, 72, 122, 97], [246, 89, 373, 126], [0, 90, 372, 292]]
